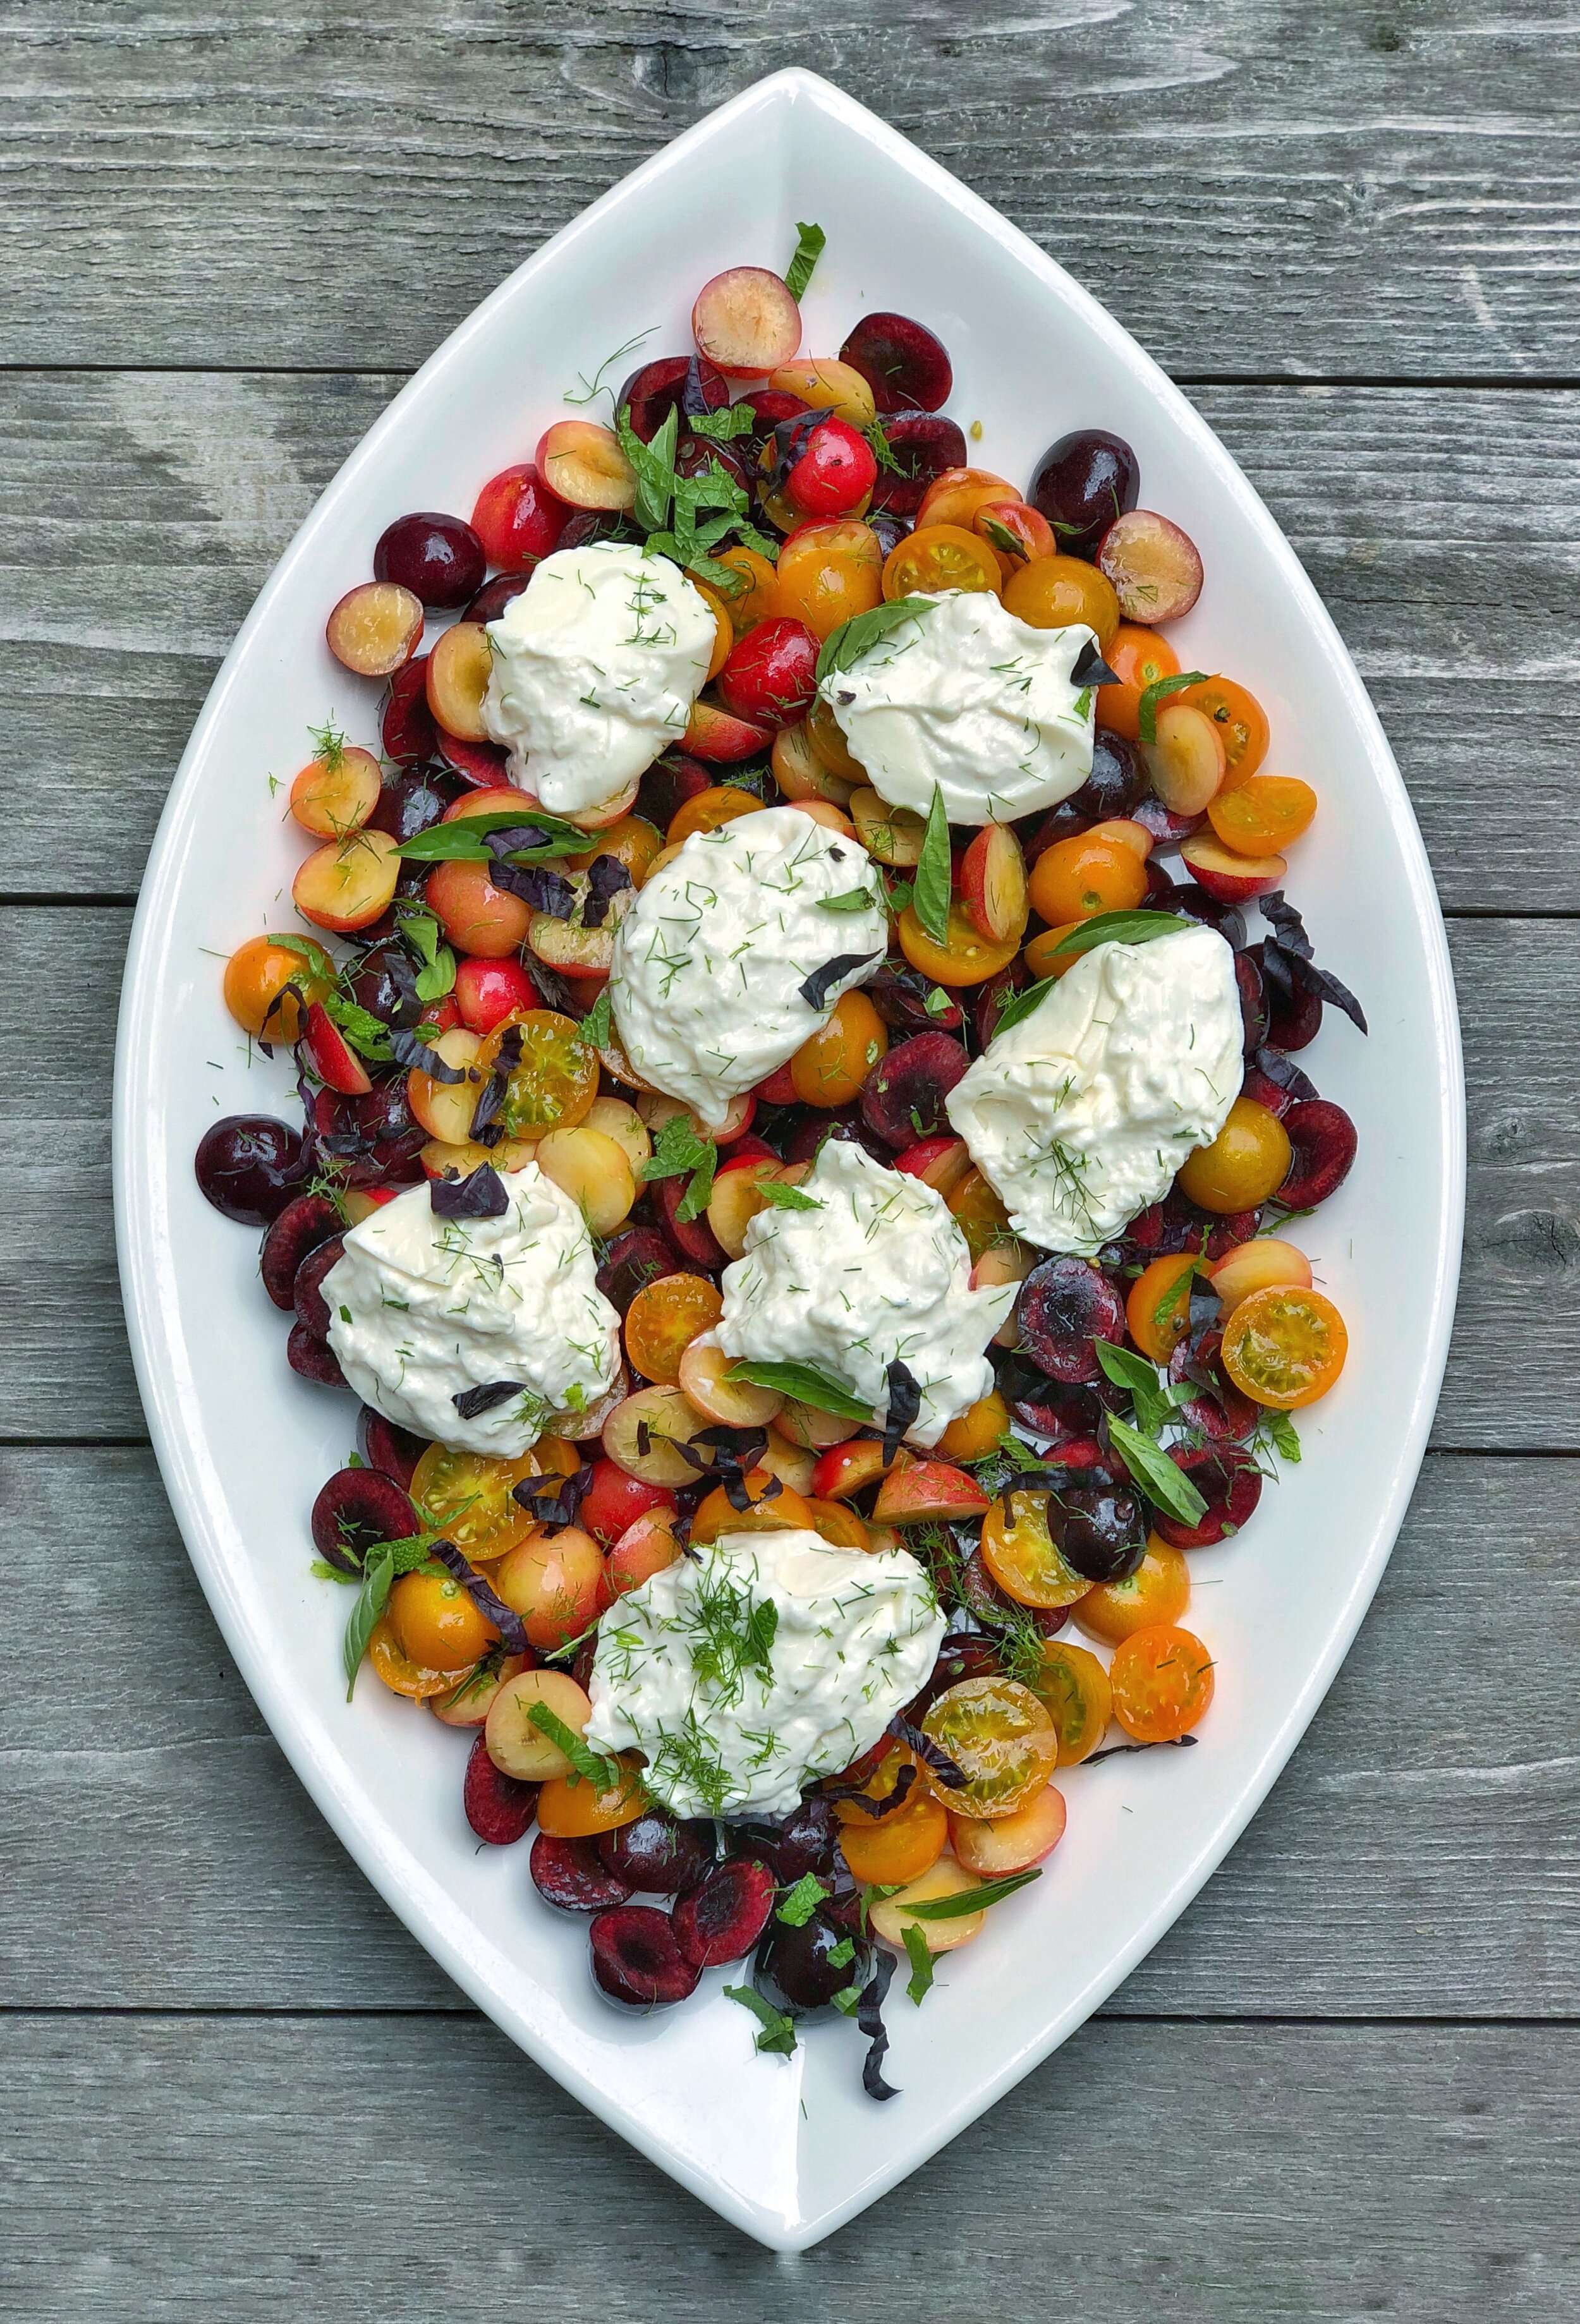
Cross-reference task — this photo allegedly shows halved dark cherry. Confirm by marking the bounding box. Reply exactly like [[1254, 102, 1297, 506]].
[[368, 765, 455, 845], [858, 1031, 969, 1149], [1153, 1443, 1263, 1549], [868, 412, 969, 516], [374, 511, 487, 608], [1278, 1099, 1358, 1209], [1028, 428, 1140, 561], [464, 1733, 538, 1844], [732, 387, 809, 437], [597, 1228, 689, 1316], [463, 572, 533, 624], [1134, 801, 1205, 847], [1072, 729, 1148, 822], [531, 1832, 633, 1914], [556, 509, 643, 552], [310, 1465, 418, 1570], [382, 656, 439, 763], [1236, 952, 1268, 1055], [359, 1405, 428, 1488], [638, 750, 717, 832], [286, 1322, 346, 1387], [347, 942, 422, 1027], [260, 1192, 343, 1310], [1168, 1331, 1258, 1444], [671, 1858, 775, 1970], [437, 731, 510, 789], [676, 435, 750, 491], [1058, 1486, 1146, 1582], [293, 1236, 346, 1337], [596, 1812, 718, 1896], [839, 312, 953, 414], [1016, 1257, 1126, 1383], [652, 1173, 728, 1272], [589, 1904, 701, 2006], [784, 1109, 890, 1166], [863, 963, 964, 1035], [195, 1116, 308, 1224], [729, 1795, 839, 1885], [974, 964, 1025, 1053], [617, 353, 729, 443]]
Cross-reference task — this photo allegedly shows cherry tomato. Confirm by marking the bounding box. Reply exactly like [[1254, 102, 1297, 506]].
[[624, 1273, 724, 1385], [935, 1388, 1012, 1465], [785, 417, 879, 519], [1002, 554, 1119, 648], [836, 1767, 949, 1886], [425, 857, 532, 958], [946, 1167, 1013, 1262], [1174, 676, 1270, 782], [577, 1456, 677, 1546], [691, 1468, 815, 1543], [489, 1010, 599, 1135], [1097, 623, 1179, 742], [710, 544, 781, 632], [1021, 921, 1089, 980], [1109, 1624, 1215, 1743], [973, 497, 1057, 581], [494, 1525, 605, 1651], [1028, 832, 1148, 926], [454, 955, 542, 1035], [366, 1614, 458, 1701], [1176, 1096, 1292, 1213], [410, 1444, 541, 1564], [470, 461, 568, 569], [1220, 1284, 1349, 1408], [535, 1765, 647, 1837], [222, 934, 332, 1041], [667, 784, 762, 845], [715, 615, 820, 730], [882, 524, 1002, 602], [789, 989, 889, 1107], [389, 1569, 497, 1673], [899, 901, 1021, 987], [807, 695, 865, 783], [1076, 1533, 1191, 1647], [1028, 1640, 1113, 1766], [1206, 775, 1317, 856], [920, 1676, 1059, 1819], [774, 520, 884, 639], [914, 468, 1016, 531], [566, 814, 665, 887], [1126, 1252, 1200, 1365], [980, 1491, 1088, 1609]]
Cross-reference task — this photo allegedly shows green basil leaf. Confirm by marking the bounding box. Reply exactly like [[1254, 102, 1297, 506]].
[[1137, 670, 1210, 746], [1105, 1416, 1210, 1527], [818, 887, 882, 914], [784, 221, 827, 302], [1051, 911, 1193, 958], [902, 1920, 937, 2002], [815, 595, 935, 684], [724, 1360, 872, 1422], [990, 976, 1056, 1039], [899, 1868, 1043, 1920], [912, 784, 953, 947], [1093, 1338, 1174, 1436], [755, 1180, 822, 1213], [342, 1547, 394, 1700]]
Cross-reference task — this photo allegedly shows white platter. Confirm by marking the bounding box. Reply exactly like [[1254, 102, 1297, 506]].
[[114, 68, 1464, 2252]]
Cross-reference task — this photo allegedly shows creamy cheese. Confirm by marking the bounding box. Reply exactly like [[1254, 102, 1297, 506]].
[[585, 1528, 945, 1818], [322, 1166, 619, 1456], [716, 1138, 1015, 1448], [818, 589, 1097, 825], [946, 926, 1244, 1256], [482, 542, 714, 820], [609, 805, 889, 1130]]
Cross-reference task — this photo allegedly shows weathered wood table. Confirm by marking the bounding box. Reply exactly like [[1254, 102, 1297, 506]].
[[4, 4, 1577, 2314]]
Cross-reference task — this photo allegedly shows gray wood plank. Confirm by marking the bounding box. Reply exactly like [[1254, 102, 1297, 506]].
[[5, 368, 1577, 904], [3, 2014, 1576, 2314], [6, 907, 1570, 1445], [3, 1444, 1574, 2014], [7, 0, 1580, 379]]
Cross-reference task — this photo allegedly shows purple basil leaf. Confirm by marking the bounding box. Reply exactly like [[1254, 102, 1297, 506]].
[[430, 1165, 509, 1219], [799, 951, 884, 1013], [429, 1539, 528, 1656]]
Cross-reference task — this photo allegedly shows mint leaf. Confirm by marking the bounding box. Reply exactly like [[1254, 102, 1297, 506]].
[[725, 1359, 871, 1422], [784, 221, 827, 302], [526, 1704, 628, 1791], [1260, 1408, 1302, 1463], [818, 887, 881, 914], [675, 1144, 717, 1224], [777, 1873, 829, 1928], [815, 595, 935, 684], [912, 784, 953, 946], [899, 1868, 1042, 1921], [755, 1179, 822, 1213], [640, 1112, 712, 1183], [1105, 1416, 1210, 1527], [1052, 911, 1193, 959], [724, 1983, 798, 2057], [322, 991, 394, 1062], [688, 403, 758, 443], [902, 1920, 937, 2002], [579, 988, 613, 1051], [1137, 670, 1210, 746], [617, 401, 679, 532]]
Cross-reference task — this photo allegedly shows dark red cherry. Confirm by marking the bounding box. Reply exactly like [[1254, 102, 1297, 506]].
[[638, 751, 716, 832], [1278, 1099, 1358, 1209], [652, 1173, 728, 1272], [195, 1115, 308, 1224], [1073, 729, 1147, 822], [671, 1858, 775, 1970], [374, 511, 486, 608], [596, 1228, 688, 1316], [868, 412, 969, 516], [617, 354, 729, 444], [595, 1812, 717, 1895], [463, 572, 532, 624], [1058, 1486, 1146, 1582], [286, 1322, 346, 1387], [730, 1796, 839, 1885], [858, 1031, 969, 1149], [756, 1914, 868, 2014], [1152, 1444, 1263, 1550], [839, 312, 953, 415], [358, 1405, 428, 1488], [260, 1192, 344, 1310], [1016, 1257, 1126, 1383], [731, 387, 809, 437], [463, 1734, 538, 1846], [310, 1465, 418, 1571], [1028, 430, 1140, 561], [381, 655, 438, 763], [293, 1236, 346, 1338], [588, 1904, 701, 2005], [367, 766, 455, 846], [863, 963, 964, 1036], [531, 1832, 633, 1913]]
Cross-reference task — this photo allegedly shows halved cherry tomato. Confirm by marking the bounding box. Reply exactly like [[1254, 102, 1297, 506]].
[[882, 524, 1002, 602], [1206, 774, 1317, 856], [488, 1010, 599, 1136], [946, 1167, 1013, 1262], [1126, 1252, 1200, 1365], [222, 934, 332, 1041], [366, 1614, 459, 1701], [690, 1469, 814, 1543], [914, 468, 1016, 531], [980, 1491, 1088, 1609], [1174, 676, 1270, 784], [1076, 1533, 1191, 1647], [535, 1764, 647, 1837], [1220, 1284, 1349, 1408], [1002, 555, 1119, 649], [1096, 623, 1179, 742], [775, 519, 884, 640], [1109, 1625, 1215, 1742], [789, 989, 888, 1107], [920, 1676, 1058, 1819], [1028, 1640, 1113, 1766], [899, 902, 1021, 987], [624, 1273, 724, 1385], [410, 1444, 542, 1564], [667, 784, 762, 845], [837, 1783, 949, 1887], [710, 544, 780, 632]]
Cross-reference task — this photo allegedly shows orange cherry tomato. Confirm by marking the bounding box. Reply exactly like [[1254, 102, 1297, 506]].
[[1220, 1285, 1349, 1408], [624, 1273, 724, 1385], [1002, 555, 1119, 650], [807, 695, 865, 784], [1027, 1640, 1113, 1766], [980, 1490, 1089, 1609], [366, 1614, 460, 1702], [1096, 624, 1179, 742], [899, 901, 1021, 987], [1174, 676, 1270, 784], [690, 583, 733, 679], [789, 988, 888, 1107], [1126, 1252, 1201, 1364], [535, 1764, 647, 1837], [567, 814, 665, 887], [1021, 921, 1088, 980], [1176, 1096, 1292, 1214], [973, 498, 1056, 581], [914, 468, 1016, 530], [920, 1676, 1058, 1819], [667, 785, 762, 845], [1206, 775, 1317, 857], [409, 1443, 542, 1564], [711, 545, 781, 632], [837, 1785, 949, 1887], [775, 519, 884, 640], [487, 1010, 599, 1136], [222, 934, 332, 1041], [1028, 832, 1149, 927], [935, 1388, 1012, 1465], [389, 1569, 497, 1673], [882, 524, 1002, 602], [946, 1167, 1013, 1262], [691, 1469, 814, 1543], [1109, 1624, 1215, 1743], [1076, 1533, 1191, 1647]]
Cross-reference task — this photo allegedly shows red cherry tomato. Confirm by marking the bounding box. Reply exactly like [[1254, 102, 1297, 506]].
[[785, 418, 879, 519], [714, 616, 820, 731], [578, 1457, 679, 1547], [454, 955, 543, 1034], [469, 463, 569, 571]]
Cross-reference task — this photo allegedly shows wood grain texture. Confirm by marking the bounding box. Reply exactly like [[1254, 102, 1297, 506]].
[[6, 0, 1580, 378], [5, 907, 1569, 1445], [4, 2014, 1577, 2318], [4, 371, 1577, 902], [3, 1444, 1574, 2014]]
